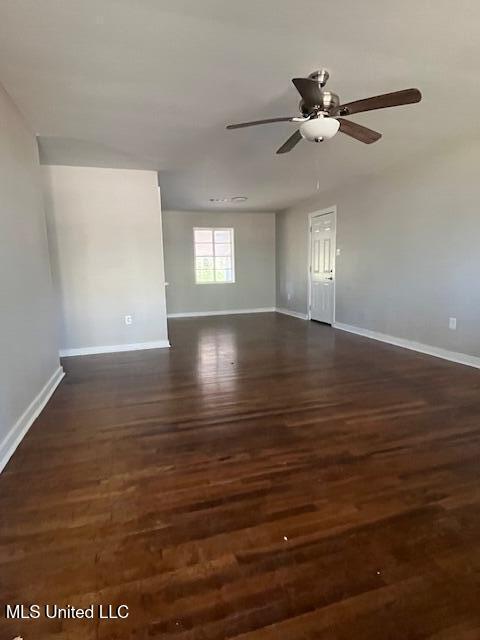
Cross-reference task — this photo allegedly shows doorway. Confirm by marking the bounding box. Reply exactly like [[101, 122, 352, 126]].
[[308, 207, 336, 324]]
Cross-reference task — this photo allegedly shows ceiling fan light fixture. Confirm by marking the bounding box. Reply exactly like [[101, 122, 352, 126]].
[[299, 116, 340, 142], [226, 70, 421, 154]]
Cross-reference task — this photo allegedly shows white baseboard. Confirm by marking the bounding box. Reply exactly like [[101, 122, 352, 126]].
[[0, 366, 65, 473], [167, 308, 275, 318], [275, 307, 309, 320], [60, 340, 171, 357], [333, 322, 480, 370]]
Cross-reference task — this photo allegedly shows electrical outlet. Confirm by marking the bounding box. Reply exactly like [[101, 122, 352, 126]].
[[449, 317, 457, 330], [125, 315, 133, 325]]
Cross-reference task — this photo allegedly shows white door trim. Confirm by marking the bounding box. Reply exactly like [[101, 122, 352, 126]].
[[307, 206, 337, 323]]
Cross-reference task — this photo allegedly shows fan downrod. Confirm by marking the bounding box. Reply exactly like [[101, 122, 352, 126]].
[[309, 69, 330, 88]]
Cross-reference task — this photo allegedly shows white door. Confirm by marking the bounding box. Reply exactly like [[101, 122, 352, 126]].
[[309, 211, 335, 324]]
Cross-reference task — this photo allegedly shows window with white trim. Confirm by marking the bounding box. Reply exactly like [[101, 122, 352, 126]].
[[194, 227, 235, 284]]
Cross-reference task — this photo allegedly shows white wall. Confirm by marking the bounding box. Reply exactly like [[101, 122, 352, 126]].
[[276, 139, 480, 359], [42, 166, 169, 354], [0, 84, 61, 471], [163, 210, 276, 315]]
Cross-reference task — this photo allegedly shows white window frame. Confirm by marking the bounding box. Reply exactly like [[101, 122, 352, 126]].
[[193, 227, 236, 285]]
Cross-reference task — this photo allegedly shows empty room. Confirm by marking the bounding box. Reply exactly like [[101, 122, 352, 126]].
[[1, 1, 480, 638]]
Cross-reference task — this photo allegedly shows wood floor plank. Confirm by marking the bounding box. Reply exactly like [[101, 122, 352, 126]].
[[1, 313, 480, 639]]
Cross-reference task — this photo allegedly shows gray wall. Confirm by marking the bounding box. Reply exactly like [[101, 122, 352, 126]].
[[163, 210, 276, 314], [42, 166, 169, 352], [276, 139, 480, 358], [0, 83, 60, 466]]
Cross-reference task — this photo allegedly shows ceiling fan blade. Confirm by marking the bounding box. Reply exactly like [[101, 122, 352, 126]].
[[276, 130, 302, 154], [292, 78, 323, 106], [338, 88, 421, 116], [337, 118, 382, 144], [226, 117, 295, 130]]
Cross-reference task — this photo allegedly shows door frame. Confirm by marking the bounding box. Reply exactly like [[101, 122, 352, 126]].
[[307, 205, 337, 323]]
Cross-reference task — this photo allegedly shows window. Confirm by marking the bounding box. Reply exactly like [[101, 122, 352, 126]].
[[194, 227, 235, 284]]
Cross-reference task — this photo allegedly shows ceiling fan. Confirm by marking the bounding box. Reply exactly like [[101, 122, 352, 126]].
[[226, 69, 422, 154]]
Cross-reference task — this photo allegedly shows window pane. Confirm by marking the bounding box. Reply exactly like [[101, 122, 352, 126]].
[[214, 229, 231, 243], [214, 256, 231, 269], [196, 269, 214, 283], [195, 242, 213, 257], [215, 243, 231, 257], [194, 229, 212, 243], [224, 269, 233, 282], [196, 256, 214, 269], [215, 269, 227, 282]]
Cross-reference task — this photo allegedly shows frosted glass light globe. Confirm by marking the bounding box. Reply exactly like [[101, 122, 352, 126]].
[[299, 116, 340, 141]]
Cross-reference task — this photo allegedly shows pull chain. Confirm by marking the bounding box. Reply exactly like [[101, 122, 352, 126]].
[[315, 152, 320, 191]]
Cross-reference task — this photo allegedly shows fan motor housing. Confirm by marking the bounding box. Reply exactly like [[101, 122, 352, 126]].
[[300, 91, 340, 116]]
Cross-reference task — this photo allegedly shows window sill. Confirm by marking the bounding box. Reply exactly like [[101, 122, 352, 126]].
[[195, 281, 236, 285]]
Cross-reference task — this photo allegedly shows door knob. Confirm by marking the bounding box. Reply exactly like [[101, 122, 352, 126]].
[[326, 276, 333, 280]]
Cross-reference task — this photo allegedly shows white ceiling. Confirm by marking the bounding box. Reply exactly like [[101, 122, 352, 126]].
[[0, 0, 479, 211]]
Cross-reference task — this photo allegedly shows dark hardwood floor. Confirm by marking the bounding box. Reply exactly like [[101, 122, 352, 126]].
[[2, 312, 480, 639]]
